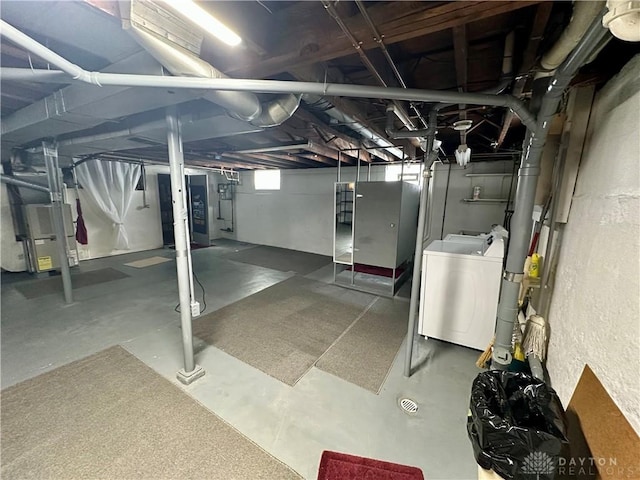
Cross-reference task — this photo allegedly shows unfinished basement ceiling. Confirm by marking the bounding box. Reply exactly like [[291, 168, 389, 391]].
[[0, 1, 636, 170]]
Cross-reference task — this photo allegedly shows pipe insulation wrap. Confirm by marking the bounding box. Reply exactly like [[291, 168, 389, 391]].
[[541, 1, 606, 70]]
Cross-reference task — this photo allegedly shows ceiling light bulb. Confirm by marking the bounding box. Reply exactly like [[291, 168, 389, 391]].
[[455, 144, 471, 167], [160, 0, 242, 47]]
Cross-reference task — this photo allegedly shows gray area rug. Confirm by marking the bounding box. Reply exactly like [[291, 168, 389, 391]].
[[316, 298, 409, 393], [0, 346, 301, 480], [223, 245, 332, 275], [14, 267, 130, 299], [193, 276, 371, 386]]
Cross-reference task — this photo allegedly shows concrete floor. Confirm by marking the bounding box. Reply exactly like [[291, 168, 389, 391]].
[[1, 240, 482, 479]]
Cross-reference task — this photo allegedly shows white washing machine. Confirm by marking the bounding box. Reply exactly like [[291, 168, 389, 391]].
[[418, 230, 505, 350]]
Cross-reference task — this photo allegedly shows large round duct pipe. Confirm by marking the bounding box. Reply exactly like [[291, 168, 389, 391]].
[[126, 23, 299, 127]]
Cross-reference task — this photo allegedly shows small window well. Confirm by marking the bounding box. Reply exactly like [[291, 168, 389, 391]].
[[254, 170, 281, 190], [385, 163, 422, 185]]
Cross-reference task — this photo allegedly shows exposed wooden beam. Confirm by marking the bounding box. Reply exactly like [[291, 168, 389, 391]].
[[222, 152, 289, 169], [299, 153, 337, 166], [306, 141, 354, 164], [221, 1, 542, 79], [294, 108, 372, 162], [262, 152, 331, 167], [452, 25, 468, 92], [496, 2, 553, 149], [183, 151, 260, 170], [520, 2, 554, 75], [246, 152, 321, 168]]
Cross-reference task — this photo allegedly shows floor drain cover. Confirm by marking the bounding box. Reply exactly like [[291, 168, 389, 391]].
[[399, 398, 418, 414]]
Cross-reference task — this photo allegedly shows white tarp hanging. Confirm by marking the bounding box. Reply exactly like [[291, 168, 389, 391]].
[[74, 159, 141, 250]]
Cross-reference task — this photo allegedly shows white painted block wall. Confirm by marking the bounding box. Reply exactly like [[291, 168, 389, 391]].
[[546, 55, 640, 434], [229, 166, 386, 256]]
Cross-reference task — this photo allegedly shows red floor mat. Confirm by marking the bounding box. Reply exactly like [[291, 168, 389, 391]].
[[317, 451, 424, 480]]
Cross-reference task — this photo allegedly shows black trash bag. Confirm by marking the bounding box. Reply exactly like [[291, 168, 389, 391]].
[[467, 371, 568, 480]]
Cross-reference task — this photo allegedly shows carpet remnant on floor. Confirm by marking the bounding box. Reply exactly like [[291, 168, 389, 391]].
[[194, 276, 407, 392], [193, 276, 368, 385], [0, 346, 301, 480], [315, 297, 409, 393]]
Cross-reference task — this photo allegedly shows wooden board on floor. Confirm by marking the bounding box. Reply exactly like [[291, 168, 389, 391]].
[[565, 365, 640, 479]]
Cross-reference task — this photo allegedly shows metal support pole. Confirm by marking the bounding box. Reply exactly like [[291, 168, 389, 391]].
[[356, 149, 361, 183], [404, 110, 437, 377], [166, 106, 205, 385], [42, 142, 73, 304]]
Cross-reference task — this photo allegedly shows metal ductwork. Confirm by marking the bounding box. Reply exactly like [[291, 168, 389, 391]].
[[311, 99, 405, 160], [124, 6, 300, 128]]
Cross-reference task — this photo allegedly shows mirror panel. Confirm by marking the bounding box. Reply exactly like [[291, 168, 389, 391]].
[[334, 182, 355, 264]]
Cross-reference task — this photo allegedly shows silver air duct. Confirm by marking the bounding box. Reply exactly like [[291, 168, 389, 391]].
[[124, 4, 299, 128]]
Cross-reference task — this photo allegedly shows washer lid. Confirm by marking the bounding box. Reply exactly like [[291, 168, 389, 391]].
[[425, 240, 484, 256]]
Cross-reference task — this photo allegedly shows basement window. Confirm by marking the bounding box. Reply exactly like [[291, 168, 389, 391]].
[[385, 163, 422, 185], [254, 169, 281, 190]]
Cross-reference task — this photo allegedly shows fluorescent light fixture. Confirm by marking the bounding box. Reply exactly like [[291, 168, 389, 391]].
[[160, 0, 242, 47], [455, 144, 471, 167]]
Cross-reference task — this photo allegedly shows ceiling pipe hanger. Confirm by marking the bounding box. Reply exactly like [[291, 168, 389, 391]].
[[0, 20, 537, 131], [320, 0, 425, 144], [354, 0, 429, 130]]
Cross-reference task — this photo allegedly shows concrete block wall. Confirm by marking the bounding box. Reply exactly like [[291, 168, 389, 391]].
[[225, 166, 386, 256]]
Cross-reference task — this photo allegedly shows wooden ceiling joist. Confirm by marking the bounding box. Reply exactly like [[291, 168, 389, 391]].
[[222, 1, 542, 79]]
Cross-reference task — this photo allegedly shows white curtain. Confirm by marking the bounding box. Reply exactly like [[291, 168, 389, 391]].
[[75, 159, 141, 250]]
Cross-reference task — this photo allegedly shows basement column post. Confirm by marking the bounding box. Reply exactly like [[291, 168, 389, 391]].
[[166, 106, 205, 385], [42, 141, 73, 304], [404, 110, 437, 377]]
